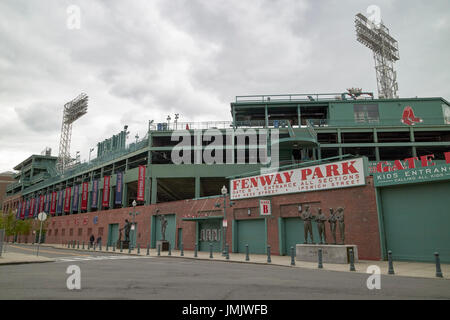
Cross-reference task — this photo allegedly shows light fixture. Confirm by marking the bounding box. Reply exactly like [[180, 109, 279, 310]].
[[132, 200, 137, 207], [221, 185, 227, 195], [298, 204, 302, 212], [247, 208, 251, 216]]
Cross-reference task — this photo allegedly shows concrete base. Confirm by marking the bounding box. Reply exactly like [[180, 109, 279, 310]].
[[296, 244, 358, 264], [157, 240, 170, 251]]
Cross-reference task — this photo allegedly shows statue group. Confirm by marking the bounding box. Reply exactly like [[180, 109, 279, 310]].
[[300, 205, 345, 245]]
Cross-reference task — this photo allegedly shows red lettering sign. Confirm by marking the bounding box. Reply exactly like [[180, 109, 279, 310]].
[[102, 176, 111, 208], [137, 165, 146, 202]]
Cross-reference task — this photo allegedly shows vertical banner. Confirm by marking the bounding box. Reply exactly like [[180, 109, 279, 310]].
[[25, 199, 30, 218], [57, 190, 63, 215], [21, 200, 26, 219], [45, 193, 50, 213], [29, 198, 35, 218], [91, 180, 98, 209], [64, 187, 72, 213], [34, 196, 39, 217], [102, 176, 111, 208], [39, 195, 45, 213], [137, 165, 146, 202], [115, 172, 123, 205], [72, 185, 79, 212], [17, 201, 22, 219], [81, 182, 88, 211], [50, 192, 57, 215]]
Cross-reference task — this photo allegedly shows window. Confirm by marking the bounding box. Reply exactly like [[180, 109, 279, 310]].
[[443, 104, 450, 124], [78, 228, 83, 236], [354, 104, 379, 123]]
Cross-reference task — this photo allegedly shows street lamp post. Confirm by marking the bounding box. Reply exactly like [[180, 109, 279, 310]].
[[129, 200, 140, 249], [217, 186, 234, 256]]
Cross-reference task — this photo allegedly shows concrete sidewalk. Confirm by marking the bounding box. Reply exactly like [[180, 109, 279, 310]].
[[31, 242, 449, 280], [0, 250, 55, 266]]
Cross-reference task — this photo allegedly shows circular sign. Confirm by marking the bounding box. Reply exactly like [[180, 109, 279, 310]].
[[93, 216, 98, 224], [38, 212, 47, 222]]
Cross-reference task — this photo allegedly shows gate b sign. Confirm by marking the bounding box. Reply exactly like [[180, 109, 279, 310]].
[[259, 200, 272, 216]]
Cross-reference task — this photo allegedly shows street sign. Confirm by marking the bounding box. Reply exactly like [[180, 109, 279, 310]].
[[38, 212, 47, 222]]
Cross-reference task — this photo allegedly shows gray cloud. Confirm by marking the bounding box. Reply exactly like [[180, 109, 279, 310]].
[[0, 0, 449, 172]]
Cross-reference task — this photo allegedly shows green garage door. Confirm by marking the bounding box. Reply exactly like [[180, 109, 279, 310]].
[[198, 219, 222, 252], [380, 181, 450, 263], [283, 217, 320, 255], [236, 219, 266, 254], [107, 224, 119, 247], [152, 214, 176, 249]]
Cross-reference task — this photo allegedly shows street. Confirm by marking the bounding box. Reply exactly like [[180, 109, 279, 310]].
[[0, 244, 449, 300]]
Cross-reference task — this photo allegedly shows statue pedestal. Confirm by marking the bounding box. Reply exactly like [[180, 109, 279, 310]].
[[157, 240, 170, 251], [295, 244, 358, 264]]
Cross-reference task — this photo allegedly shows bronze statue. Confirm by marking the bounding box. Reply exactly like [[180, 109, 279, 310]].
[[336, 207, 345, 244], [122, 219, 132, 242], [159, 215, 168, 241], [315, 208, 327, 244], [300, 205, 315, 244], [328, 208, 337, 245]]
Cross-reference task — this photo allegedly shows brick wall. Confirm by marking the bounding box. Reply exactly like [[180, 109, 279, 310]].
[[20, 176, 381, 260]]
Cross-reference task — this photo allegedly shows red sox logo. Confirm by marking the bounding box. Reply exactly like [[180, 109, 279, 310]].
[[401, 106, 423, 125]]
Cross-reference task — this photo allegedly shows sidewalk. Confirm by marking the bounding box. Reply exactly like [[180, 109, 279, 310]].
[[0, 250, 55, 266], [35, 242, 449, 280]]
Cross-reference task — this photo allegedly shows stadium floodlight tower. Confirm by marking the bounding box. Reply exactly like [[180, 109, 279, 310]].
[[57, 93, 88, 173], [355, 13, 400, 99]]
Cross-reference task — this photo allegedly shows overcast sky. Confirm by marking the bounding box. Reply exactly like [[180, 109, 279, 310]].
[[0, 0, 449, 173]]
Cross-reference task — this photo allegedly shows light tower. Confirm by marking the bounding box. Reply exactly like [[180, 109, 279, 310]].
[[355, 13, 400, 99], [57, 93, 88, 173]]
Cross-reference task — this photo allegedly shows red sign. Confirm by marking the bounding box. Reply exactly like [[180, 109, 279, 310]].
[[102, 176, 111, 208], [50, 191, 57, 215], [64, 187, 72, 213], [137, 165, 146, 202], [81, 182, 88, 210], [371, 152, 450, 173]]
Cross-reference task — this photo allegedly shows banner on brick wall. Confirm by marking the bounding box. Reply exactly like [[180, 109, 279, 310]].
[[50, 192, 57, 215], [64, 187, 72, 213], [91, 180, 98, 209], [21, 200, 26, 219], [39, 195, 45, 213], [17, 201, 22, 219], [137, 165, 146, 202], [81, 182, 88, 211], [115, 172, 123, 205], [34, 196, 39, 217], [45, 193, 50, 213], [56, 190, 63, 214], [29, 198, 35, 218], [72, 184, 79, 212], [102, 176, 111, 208], [25, 199, 30, 218]]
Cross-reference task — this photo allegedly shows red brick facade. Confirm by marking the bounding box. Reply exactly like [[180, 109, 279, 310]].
[[10, 176, 381, 260]]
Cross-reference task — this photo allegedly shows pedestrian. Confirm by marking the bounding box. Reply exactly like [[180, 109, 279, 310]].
[[90, 234, 95, 247], [96, 236, 102, 246]]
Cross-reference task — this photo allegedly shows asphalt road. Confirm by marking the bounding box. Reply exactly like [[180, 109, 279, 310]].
[[1, 244, 449, 300]]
